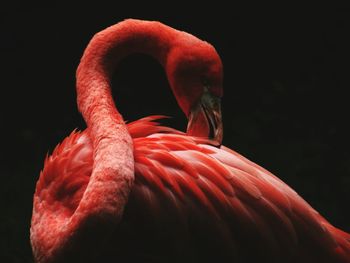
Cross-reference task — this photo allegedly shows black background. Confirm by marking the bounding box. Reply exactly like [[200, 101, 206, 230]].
[[1, 5, 350, 262]]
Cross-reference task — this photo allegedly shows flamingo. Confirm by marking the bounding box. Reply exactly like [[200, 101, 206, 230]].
[[30, 19, 350, 263]]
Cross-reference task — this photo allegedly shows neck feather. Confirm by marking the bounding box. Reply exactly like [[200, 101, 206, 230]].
[[75, 19, 177, 258], [76, 19, 175, 128], [33, 19, 180, 263]]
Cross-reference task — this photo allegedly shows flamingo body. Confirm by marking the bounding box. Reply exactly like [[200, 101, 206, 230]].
[[32, 116, 350, 262], [30, 19, 350, 263]]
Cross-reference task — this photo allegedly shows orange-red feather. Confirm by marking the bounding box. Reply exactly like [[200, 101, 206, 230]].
[[34, 116, 350, 262]]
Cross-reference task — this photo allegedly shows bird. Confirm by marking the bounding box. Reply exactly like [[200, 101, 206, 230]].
[[30, 19, 350, 263]]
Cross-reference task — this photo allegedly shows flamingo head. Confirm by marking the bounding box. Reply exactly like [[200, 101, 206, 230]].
[[166, 37, 223, 145]]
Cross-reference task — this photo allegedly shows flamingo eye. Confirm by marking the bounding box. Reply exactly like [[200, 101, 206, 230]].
[[201, 78, 212, 94], [201, 77, 210, 87], [201, 78, 222, 98]]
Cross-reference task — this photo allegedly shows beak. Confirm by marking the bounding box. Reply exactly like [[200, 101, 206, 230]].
[[186, 91, 223, 146]]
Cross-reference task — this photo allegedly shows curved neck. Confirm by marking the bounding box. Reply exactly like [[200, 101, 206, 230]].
[[76, 19, 175, 130], [64, 20, 176, 262], [33, 20, 188, 263]]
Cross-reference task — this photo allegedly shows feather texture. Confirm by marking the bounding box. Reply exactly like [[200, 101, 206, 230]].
[[33, 116, 350, 263]]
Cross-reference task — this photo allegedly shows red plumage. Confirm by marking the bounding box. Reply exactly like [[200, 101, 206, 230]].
[[30, 19, 350, 263], [32, 117, 350, 262]]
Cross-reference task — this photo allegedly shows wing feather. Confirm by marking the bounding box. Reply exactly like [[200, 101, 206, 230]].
[[36, 116, 349, 262]]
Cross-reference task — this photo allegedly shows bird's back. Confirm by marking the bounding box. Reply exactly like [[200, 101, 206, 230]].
[[33, 116, 350, 263]]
